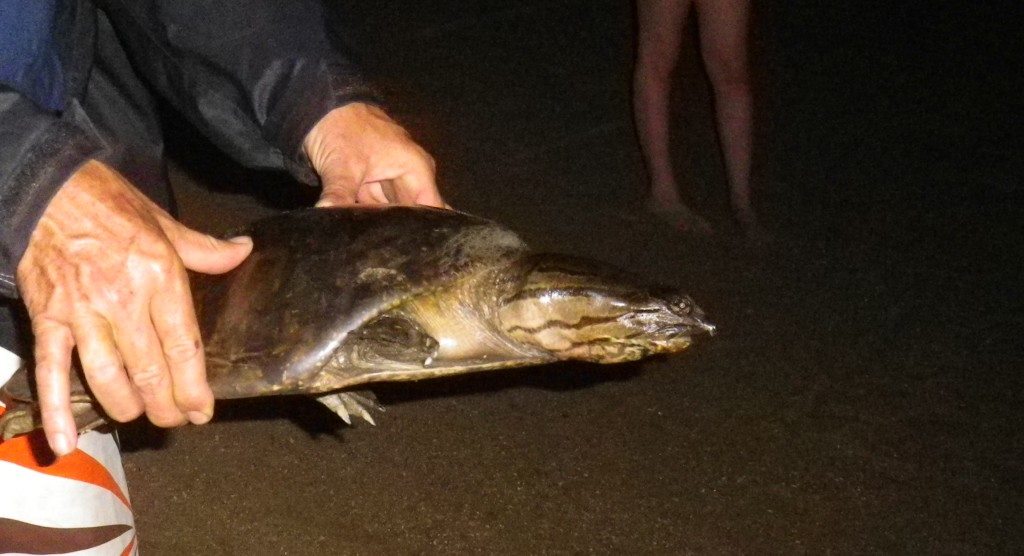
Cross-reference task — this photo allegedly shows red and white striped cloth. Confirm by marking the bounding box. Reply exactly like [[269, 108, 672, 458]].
[[0, 347, 137, 556]]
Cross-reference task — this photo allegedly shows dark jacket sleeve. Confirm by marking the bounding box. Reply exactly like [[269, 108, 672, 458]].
[[96, 0, 381, 184], [0, 89, 107, 297]]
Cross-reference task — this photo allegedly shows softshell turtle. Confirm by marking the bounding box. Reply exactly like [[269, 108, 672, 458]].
[[0, 206, 714, 438]]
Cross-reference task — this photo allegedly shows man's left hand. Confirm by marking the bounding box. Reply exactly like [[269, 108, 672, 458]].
[[304, 103, 446, 208]]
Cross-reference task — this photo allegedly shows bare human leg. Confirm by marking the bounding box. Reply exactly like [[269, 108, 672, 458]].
[[695, 0, 763, 236], [633, 0, 712, 234]]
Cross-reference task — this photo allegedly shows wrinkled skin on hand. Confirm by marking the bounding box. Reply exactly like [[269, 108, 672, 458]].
[[304, 103, 448, 208], [16, 160, 253, 456]]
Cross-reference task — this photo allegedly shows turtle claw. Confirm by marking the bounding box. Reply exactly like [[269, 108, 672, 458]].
[[0, 396, 106, 440], [316, 392, 383, 426], [0, 404, 36, 441], [355, 406, 375, 426], [332, 399, 353, 425]]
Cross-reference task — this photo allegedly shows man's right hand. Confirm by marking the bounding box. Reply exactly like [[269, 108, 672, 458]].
[[16, 160, 252, 456]]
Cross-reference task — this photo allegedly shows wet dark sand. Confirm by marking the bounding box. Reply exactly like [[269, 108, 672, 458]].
[[121, 1, 1023, 552]]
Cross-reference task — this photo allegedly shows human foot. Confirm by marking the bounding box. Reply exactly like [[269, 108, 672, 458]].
[[646, 199, 714, 235], [735, 207, 771, 242]]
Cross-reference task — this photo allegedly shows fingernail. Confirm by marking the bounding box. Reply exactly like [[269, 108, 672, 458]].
[[315, 199, 332, 208], [187, 411, 212, 425], [227, 236, 252, 245], [51, 432, 74, 456]]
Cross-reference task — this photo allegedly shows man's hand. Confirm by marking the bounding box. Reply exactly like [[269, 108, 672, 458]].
[[16, 160, 253, 456], [304, 103, 447, 208]]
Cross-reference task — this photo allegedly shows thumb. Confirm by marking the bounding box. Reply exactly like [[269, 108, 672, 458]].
[[316, 174, 359, 208], [163, 221, 253, 274]]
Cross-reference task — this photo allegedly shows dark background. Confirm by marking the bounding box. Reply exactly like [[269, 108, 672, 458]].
[[124, 1, 1023, 552]]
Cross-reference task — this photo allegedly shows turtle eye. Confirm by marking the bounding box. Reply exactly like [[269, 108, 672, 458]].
[[669, 295, 695, 315]]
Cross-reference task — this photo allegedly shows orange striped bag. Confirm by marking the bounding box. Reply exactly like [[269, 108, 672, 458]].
[[0, 354, 137, 555]]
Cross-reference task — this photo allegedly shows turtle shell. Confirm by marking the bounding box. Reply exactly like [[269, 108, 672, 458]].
[[193, 206, 529, 398]]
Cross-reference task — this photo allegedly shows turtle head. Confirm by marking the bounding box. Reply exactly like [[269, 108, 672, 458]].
[[496, 255, 715, 364]]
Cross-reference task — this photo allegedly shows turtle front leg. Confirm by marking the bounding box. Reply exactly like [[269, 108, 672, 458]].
[[316, 391, 384, 426], [1, 367, 109, 440], [0, 395, 108, 441]]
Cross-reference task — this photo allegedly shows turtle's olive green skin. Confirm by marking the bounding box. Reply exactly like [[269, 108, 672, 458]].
[[1, 207, 713, 438]]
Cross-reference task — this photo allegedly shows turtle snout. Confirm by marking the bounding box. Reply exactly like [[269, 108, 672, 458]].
[[657, 317, 715, 339], [667, 295, 716, 336], [683, 315, 716, 336]]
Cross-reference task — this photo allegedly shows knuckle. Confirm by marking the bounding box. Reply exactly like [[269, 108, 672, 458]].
[[130, 241, 177, 279], [94, 283, 127, 307], [39, 397, 67, 416], [413, 150, 436, 173], [129, 364, 168, 395], [148, 256, 176, 280], [164, 338, 202, 365], [32, 318, 66, 336], [83, 361, 124, 385], [32, 323, 73, 351], [33, 359, 65, 378]]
